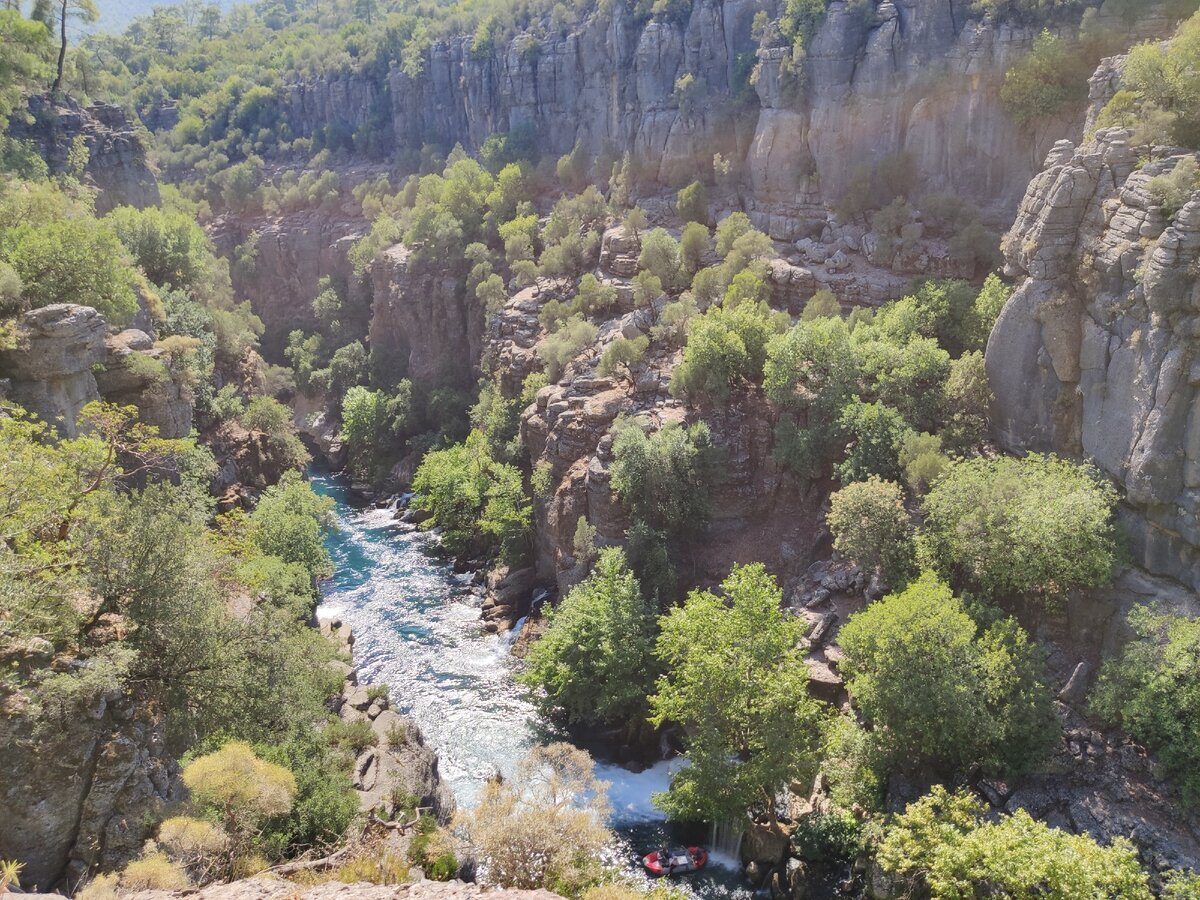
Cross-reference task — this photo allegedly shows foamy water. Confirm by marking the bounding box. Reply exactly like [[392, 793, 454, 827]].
[[311, 471, 755, 898]]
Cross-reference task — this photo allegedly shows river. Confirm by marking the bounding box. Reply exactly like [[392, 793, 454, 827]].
[[310, 470, 755, 899]]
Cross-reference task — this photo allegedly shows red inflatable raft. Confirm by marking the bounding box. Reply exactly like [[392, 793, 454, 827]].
[[642, 846, 708, 877]]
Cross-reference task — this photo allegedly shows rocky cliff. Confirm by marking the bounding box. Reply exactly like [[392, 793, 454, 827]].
[[987, 127, 1200, 592], [8, 95, 159, 213], [279, 1, 1175, 238], [0, 685, 180, 893], [0, 304, 194, 438]]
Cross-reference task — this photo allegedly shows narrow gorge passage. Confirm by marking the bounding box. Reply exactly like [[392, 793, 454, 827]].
[[310, 468, 755, 899]]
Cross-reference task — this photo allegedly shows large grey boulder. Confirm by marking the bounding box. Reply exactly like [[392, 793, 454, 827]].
[[0, 304, 106, 435]]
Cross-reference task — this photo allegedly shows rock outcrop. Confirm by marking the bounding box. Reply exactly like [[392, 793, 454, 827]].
[[210, 210, 367, 359], [322, 617, 456, 822], [0, 688, 180, 893], [0, 303, 106, 435], [94, 329, 194, 439], [987, 128, 1200, 591], [8, 95, 159, 213]]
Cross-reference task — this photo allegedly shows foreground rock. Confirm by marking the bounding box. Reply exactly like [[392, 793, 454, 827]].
[[107, 879, 560, 900]]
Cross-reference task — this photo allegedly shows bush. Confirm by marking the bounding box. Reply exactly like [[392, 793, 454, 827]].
[[1000, 31, 1092, 130], [241, 396, 309, 473], [639, 228, 683, 291], [521, 548, 656, 728], [455, 744, 612, 892], [610, 420, 719, 540], [826, 476, 914, 585], [801, 288, 840, 320], [839, 573, 1057, 773], [1093, 608, 1200, 805], [1148, 156, 1200, 217], [537, 315, 598, 380], [2, 218, 139, 325], [121, 853, 190, 891], [670, 302, 784, 403], [878, 787, 1151, 899], [679, 221, 710, 273], [919, 454, 1118, 603], [676, 179, 709, 224], [597, 335, 649, 383]]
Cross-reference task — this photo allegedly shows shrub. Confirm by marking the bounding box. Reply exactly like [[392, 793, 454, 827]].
[[537, 315, 598, 380], [1000, 31, 1092, 130], [1148, 156, 1200, 217], [325, 718, 379, 756], [919, 454, 1118, 602], [638, 228, 683, 291], [676, 179, 710, 224], [941, 351, 993, 452], [183, 742, 297, 853], [1093, 608, 1200, 805], [827, 476, 914, 585], [455, 744, 612, 892], [597, 335, 649, 383], [878, 787, 1151, 899], [801, 288, 840, 320], [670, 301, 784, 403], [679, 221, 710, 273], [2, 218, 139, 325], [241, 396, 309, 472], [839, 573, 1057, 773], [121, 853, 190, 892], [521, 548, 656, 728], [575, 273, 618, 315]]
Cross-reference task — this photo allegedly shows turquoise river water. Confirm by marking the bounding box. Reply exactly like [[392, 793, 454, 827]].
[[309, 470, 755, 899]]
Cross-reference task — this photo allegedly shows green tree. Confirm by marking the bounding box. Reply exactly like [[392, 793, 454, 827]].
[[650, 563, 825, 821], [835, 400, 910, 484], [248, 473, 335, 581], [339, 385, 390, 478], [676, 179, 709, 225], [597, 334, 649, 384], [638, 228, 682, 291], [919, 454, 1118, 603], [764, 316, 861, 477], [609, 420, 718, 541], [838, 573, 1057, 773], [826, 476, 914, 585], [0, 10, 49, 130], [521, 548, 656, 728], [801, 288, 840, 320], [1000, 31, 1091, 134], [412, 430, 530, 563], [878, 787, 1151, 900], [2, 218, 139, 325], [1093, 608, 1200, 805], [48, 0, 97, 94], [679, 221, 710, 274]]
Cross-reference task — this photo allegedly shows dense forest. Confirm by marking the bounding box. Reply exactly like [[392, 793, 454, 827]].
[[2, 0, 1200, 897]]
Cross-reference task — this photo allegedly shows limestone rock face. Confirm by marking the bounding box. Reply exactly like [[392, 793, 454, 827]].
[[0, 689, 179, 893], [94, 330, 194, 439], [987, 128, 1200, 590], [8, 95, 159, 213], [369, 244, 483, 388], [212, 210, 367, 359], [0, 304, 107, 435], [266, 3, 1176, 238]]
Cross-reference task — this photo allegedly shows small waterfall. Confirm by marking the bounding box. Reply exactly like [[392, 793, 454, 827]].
[[531, 588, 550, 608], [497, 615, 528, 656], [708, 819, 744, 861]]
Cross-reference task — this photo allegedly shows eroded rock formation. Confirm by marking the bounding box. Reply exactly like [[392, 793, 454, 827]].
[[987, 128, 1200, 591]]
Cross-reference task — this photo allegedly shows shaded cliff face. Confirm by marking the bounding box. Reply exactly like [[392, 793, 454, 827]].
[[369, 244, 484, 387], [987, 128, 1200, 591], [280, 0, 1174, 238], [8, 95, 159, 214], [211, 210, 367, 360]]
